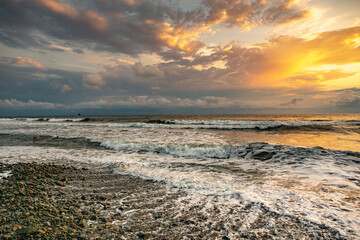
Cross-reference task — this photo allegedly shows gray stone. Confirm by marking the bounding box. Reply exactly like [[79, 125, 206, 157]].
[[252, 151, 276, 160]]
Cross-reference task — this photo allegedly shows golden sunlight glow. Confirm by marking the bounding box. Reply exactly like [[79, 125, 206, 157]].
[[241, 21, 255, 31], [223, 45, 233, 52], [116, 59, 134, 65], [250, 50, 323, 88], [345, 33, 360, 47], [150, 21, 202, 53], [321, 74, 360, 90], [243, 26, 360, 90]]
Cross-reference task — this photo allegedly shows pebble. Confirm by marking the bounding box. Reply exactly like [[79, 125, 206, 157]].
[[136, 232, 146, 239], [80, 219, 88, 228]]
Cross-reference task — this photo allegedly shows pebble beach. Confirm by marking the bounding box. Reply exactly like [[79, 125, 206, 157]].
[[1, 161, 348, 239]]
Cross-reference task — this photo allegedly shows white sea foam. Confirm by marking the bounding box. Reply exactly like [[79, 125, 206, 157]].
[[95, 140, 236, 159], [0, 170, 12, 180], [47, 118, 85, 122]]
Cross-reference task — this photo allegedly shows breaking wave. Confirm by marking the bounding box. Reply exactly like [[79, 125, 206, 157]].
[[92, 139, 360, 163], [1, 117, 359, 132]]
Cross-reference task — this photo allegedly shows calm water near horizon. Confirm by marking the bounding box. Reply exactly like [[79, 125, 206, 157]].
[[1, 113, 360, 238]]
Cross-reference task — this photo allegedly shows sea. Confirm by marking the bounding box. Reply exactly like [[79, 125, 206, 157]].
[[0, 114, 359, 238]]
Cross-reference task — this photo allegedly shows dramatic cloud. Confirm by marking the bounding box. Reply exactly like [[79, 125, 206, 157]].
[[0, 0, 310, 56], [163, 26, 360, 89], [199, 0, 310, 29], [76, 25, 359, 96], [0, 0, 359, 114], [82, 73, 105, 89]]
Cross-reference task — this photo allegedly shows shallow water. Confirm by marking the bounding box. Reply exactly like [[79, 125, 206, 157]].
[[0, 114, 359, 238]]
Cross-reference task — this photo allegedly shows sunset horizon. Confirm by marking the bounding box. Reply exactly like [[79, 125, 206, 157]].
[[1, 0, 359, 116]]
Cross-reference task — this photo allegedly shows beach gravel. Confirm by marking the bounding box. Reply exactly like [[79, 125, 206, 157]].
[[0, 162, 347, 239]]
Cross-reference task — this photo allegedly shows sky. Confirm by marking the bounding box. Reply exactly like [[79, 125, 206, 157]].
[[0, 0, 359, 116]]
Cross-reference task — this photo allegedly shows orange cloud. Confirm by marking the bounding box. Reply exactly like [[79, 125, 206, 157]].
[[34, 0, 77, 18], [84, 10, 108, 31], [121, 0, 135, 5], [146, 20, 205, 53], [0, 56, 44, 69], [34, 0, 108, 31]]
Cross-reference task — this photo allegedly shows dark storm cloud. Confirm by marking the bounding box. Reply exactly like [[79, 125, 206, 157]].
[[0, 0, 310, 57]]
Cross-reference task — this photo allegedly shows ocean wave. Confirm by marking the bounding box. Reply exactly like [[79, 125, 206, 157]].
[[2, 117, 359, 129], [165, 119, 360, 127], [82, 121, 360, 132], [92, 139, 360, 163], [0, 117, 87, 122], [138, 120, 360, 132], [94, 140, 234, 159]]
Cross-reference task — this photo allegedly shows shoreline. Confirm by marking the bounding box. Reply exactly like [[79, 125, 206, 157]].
[[0, 161, 349, 239]]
